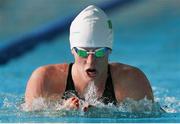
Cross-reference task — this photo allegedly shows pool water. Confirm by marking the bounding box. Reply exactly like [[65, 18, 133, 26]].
[[0, 0, 180, 123]]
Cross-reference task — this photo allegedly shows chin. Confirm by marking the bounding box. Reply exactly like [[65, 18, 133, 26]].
[[84, 76, 96, 83]]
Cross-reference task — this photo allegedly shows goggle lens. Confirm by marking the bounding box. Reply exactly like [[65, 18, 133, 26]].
[[77, 49, 88, 58], [74, 47, 109, 58], [95, 48, 105, 57]]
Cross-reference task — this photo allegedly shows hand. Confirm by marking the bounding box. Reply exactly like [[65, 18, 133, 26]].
[[62, 97, 93, 112], [63, 97, 80, 110]]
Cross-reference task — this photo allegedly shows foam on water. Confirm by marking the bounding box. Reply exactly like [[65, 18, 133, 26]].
[[153, 86, 180, 113], [83, 81, 104, 106], [0, 83, 179, 119], [19, 82, 163, 115]]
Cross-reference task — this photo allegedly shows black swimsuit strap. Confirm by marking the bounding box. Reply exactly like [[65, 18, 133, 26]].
[[66, 63, 75, 91], [101, 65, 117, 105], [64, 63, 117, 104], [63, 63, 77, 99]]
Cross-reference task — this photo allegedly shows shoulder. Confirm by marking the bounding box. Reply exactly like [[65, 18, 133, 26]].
[[109, 63, 154, 101], [29, 63, 69, 88], [28, 63, 69, 83], [110, 63, 147, 87], [34, 63, 69, 74], [110, 63, 145, 79], [25, 63, 70, 104]]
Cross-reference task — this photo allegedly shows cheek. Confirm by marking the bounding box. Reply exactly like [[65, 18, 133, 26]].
[[74, 56, 86, 65], [99, 56, 108, 63], [75, 57, 87, 73], [72, 50, 86, 65], [96, 57, 108, 68]]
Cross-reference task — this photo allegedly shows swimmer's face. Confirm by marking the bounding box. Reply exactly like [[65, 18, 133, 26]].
[[72, 47, 111, 82]]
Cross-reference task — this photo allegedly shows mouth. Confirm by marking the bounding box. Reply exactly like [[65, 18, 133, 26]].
[[86, 68, 97, 78]]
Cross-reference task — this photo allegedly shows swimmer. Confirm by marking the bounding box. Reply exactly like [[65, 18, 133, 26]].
[[24, 5, 154, 111]]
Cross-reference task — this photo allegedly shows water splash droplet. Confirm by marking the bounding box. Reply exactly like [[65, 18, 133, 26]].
[[83, 81, 99, 105]]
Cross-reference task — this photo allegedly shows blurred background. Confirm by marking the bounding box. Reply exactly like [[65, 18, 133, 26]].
[[1, 0, 179, 44], [0, 0, 180, 121]]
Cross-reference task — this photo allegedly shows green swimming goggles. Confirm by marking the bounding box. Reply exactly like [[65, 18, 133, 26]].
[[74, 47, 111, 58]]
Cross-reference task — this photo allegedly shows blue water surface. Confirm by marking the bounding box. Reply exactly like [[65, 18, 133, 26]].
[[0, 0, 180, 123]]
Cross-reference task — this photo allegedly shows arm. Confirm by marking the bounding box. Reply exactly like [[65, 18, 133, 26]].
[[126, 67, 154, 101], [111, 63, 154, 102], [25, 66, 48, 106]]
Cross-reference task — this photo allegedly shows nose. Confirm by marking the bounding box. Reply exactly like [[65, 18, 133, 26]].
[[86, 54, 95, 65]]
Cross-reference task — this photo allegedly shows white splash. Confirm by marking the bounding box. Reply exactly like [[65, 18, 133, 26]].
[[21, 97, 47, 111], [83, 81, 102, 106], [19, 86, 180, 114], [117, 97, 155, 113], [3, 98, 12, 108], [161, 96, 180, 113], [153, 86, 180, 113], [21, 97, 64, 112]]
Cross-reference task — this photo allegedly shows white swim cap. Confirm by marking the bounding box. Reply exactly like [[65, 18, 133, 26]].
[[69, 5, 113, 49]]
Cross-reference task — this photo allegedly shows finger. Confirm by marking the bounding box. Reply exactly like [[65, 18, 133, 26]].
[[72, 97, 76, 101], [74, 99, 79, 103], [83, 106, 88, 112], [75, 102, 79, 108]]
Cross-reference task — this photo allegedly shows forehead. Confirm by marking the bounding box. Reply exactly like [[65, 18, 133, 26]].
[[79, 47, 102, 51]]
